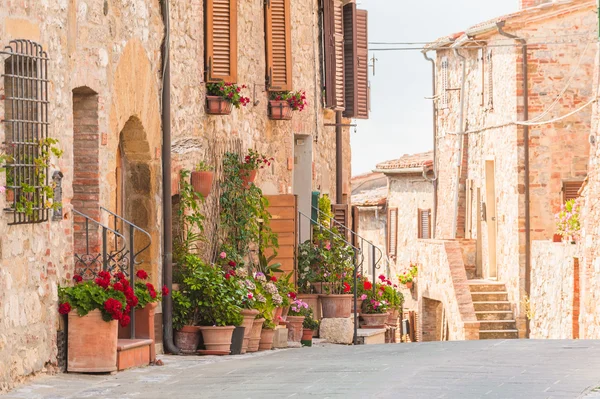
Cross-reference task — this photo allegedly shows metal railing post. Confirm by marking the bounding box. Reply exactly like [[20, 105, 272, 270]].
[[102, 227, 108, 271], [353, 248, 358, 345], [129, 226, 136, 339]]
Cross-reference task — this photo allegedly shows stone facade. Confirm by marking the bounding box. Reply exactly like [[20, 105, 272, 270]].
[[0, 0, 353, 391]]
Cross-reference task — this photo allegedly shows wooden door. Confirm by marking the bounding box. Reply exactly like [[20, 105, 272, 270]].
[[485, 160, 497, 279], [265, 195, 297, 282]]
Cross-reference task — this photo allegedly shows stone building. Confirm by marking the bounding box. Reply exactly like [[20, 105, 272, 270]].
[[410, 0, 596, 341], [0, 0, 369, 391]]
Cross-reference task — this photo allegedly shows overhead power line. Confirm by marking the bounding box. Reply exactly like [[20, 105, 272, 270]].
[[369, 39, 598, 52]]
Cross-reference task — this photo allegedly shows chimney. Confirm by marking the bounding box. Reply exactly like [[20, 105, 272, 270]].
[[520, 0, 553, 9]]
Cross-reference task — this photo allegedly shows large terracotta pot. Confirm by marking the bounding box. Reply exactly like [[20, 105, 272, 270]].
[[281, 306, 290, 321], [190, 171, 214, 198], [352, 299, 364, 314], [240, 169, 257, 189], [387, 309, 399, 326], [68, 309, 118, 372], [247, 318, 265, 353], [286, 315, 305, 342], [206, 95, 232, 115], [174, 325, 202, 354], [268, 100, 292, 120], [320, 294, 352, 318], [298, 294, 321, 320], [240, 309, 259, 354], [258, 328, 275, 351], [198, 326, 235, 353], [118, 302, 157, 362], [230, 326, 246, 355], [361, 312, 389, 327], [311, 282, 332, 294]]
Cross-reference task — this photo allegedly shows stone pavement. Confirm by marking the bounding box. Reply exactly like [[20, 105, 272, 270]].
[[4, 339, 600, 399]]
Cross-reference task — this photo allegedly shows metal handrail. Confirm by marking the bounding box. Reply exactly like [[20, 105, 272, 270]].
[[100, 206, 152, 259]]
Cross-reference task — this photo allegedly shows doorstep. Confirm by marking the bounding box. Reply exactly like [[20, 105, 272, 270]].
[[356, 328, 386, 345], [116, 339, 153, 371]]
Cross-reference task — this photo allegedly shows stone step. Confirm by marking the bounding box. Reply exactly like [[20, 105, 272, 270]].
[[471, 292, 508, 302], [473, 301, 512, 312], [479, 330, 519, 339], [356, 328, 386, 345], [116, 339, 152, 371], [475, 311, 515, 321], [468, 281, 506, 292], [478, 320, 517, 330]]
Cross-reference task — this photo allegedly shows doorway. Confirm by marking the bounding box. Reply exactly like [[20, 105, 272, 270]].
[[485, 160, 497, 279], [293, 135, 312, 243]]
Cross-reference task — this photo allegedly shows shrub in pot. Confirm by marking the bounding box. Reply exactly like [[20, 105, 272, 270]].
[[238, 149, 274, 188], [59, 271, 135, 372], [190, 161, 214, 198], [360, 295, 390, 327], [398, 264, 418, 289], [378, 275, 404, 326], [206, 81, 250, 115], [287, 299, 309, 342], [173, 290, 202, 354]]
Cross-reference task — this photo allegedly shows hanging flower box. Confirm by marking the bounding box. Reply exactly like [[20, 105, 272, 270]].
[[268, 90, 307, 120], [268, 100, 292, 120], [206, 82, 250, 115]]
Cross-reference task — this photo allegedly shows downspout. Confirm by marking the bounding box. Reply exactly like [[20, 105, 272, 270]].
[[497, 22, 530, 338], [336, 111, 343, 204], [161, 0, 180, 354], [422, 51, 438, 238], [452, 46, 467, 239]]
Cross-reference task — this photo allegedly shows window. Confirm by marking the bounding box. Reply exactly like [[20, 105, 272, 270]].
[[387, 207, 398, 257], [342, 3, 369, 119], [323, 0, 345, 110], [418, 209, 432, 239], [332, 203, 349, 240], [440, 57, 449, 109], [485, 48, 493, 110], [205, 0, 237, 82], [563, 180, 584, 202], [265, 0, 292, 91]]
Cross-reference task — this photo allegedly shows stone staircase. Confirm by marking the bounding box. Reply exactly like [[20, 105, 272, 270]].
[[469, 280, 519, 340]]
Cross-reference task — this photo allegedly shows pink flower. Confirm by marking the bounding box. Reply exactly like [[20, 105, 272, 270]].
[[325, 243, 331, 250], [0, 186, 5, 194], [220, 252, 227, 259], [360, 294, 367, 300], [248, 293, 253, 299]]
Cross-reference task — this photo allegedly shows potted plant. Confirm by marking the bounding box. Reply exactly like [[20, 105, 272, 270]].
[[190, 161, 214, 198], [227, 265, 259, 354], [360, 295, 389, 327], [378, 275, 404, 325], [302, 313, 319, 347], [268, 90, 307, 120], [239, 149, 274, 188], [173, 169, 206, 267], [206, 81, 250, 115], [286, 299, 310, 342], [172, 290, 202, 354], [58, 271, 134, 372], [555, 198, 581, 244], [258, 320, 277, 351], [398, 264, 418, 289]]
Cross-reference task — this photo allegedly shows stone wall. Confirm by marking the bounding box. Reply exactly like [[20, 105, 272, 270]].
[[355, 206, 387, 278], [530, 240, 580, 339]]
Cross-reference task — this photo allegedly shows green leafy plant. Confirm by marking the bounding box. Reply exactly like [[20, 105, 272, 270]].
[[303, 313, 319, 331], [398, 264, 418, 285], [555, 198, 581, 241], [195, 160, 214, 172], [361, 296, 389, 314], [241, 149, 274, 172], [269, 90, 307, 111], [172, 290, 194, 330], [206, 81, 250, 108], [173, 169, 206, 266]]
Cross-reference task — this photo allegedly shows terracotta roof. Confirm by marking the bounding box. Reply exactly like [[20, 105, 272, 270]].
[[351, 186, 387, 207], [375, 151, 433, 171]]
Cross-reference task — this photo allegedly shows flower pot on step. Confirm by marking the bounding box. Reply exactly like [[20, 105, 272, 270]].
[[206, 96, 232, 115], [268, 100, 292, 120], [361, 312, 389, 327], [320, 294, 352, 318], [286, 315, 305, 342], [352, 299, 364, 314], [386, 309, 399, 326], [240, 309, 259, 354], [298, 293, 322, 321], [198, 326, 235, 354], [174, 325, 202, 354], [258, 328, 275, 351], [118, 302, 157, 362], [68, 309, 118, 372], [190, 171, 214, 198], [240, 169, 257, 189], [247, 318, 265, 353], [230, 326, 246, 355], [405, 281, 413, 289], [301, 328, 314, 347]]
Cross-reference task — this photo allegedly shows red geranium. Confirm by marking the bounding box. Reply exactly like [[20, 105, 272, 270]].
[[162, 285, 169, 296], [73, 274, 83, 283], [115, 272, 126, 280], [228, 260, 237, 267], [104, 298, 122, 314], [95, 277, 110, 289], [120, 278, 130, 288], [98, 271, 111, 280], [288, 292, 297, 300], [270, 276, 277, 282], [146, 283, 157, 299], [120, 314, 131, 328], [363, 281, 372, 290], [343, 282, 351, 293], [136, 270, 148, 280], [58, 302, 71, 315], [113, 282, 124, 292]]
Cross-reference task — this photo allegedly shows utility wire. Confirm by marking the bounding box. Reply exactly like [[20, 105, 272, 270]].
[[370, 40, 598, 52], [368, 31, 597, 45]]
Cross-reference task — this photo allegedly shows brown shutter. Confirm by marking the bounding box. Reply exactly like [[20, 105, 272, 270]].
[[265, 0, 292, 91], [205, 0, 237, 82], [351, 205, 359, 247], [387, 207, 398, 257], [343, 5, 368, 119], [418, 209, 431, 239], [331, 204, 349, 239], [563, 180, 584, 202], [323, 0, 344, 110]]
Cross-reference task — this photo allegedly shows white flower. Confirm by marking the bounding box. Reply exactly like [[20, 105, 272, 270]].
[[272, 293, 283, 305], [265, 282, 278, 295], [256, 294, 266, 303]]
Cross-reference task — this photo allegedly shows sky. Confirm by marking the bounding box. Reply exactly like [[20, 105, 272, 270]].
[[351, 0, 518, 175]]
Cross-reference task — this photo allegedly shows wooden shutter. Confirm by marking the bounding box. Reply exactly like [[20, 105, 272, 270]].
[[485, 48, 493, 110], [418, 209, 431, 239], [387, 207, 398, 257], [205, 0, 237, 82], [343, 5, 369, 119], [264, 195, 297, 282], [563, 180, 584, 202], [323, 0, 344, 110], [331, 204, 349, 239], [265, 0, 292, 91]]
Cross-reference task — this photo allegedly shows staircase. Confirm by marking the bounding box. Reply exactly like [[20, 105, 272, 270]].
[[469, 280, 519, 340]]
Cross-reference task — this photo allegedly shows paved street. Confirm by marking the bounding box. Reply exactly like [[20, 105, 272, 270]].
[[4, 339, 600, 399]]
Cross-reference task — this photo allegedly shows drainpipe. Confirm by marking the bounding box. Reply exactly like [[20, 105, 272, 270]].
[[497, 22, 530, 338], [423, 51, 438, 238], [452, 46, 467, 239], [161, 0, 180, 354], [336, 111, 343, 204]]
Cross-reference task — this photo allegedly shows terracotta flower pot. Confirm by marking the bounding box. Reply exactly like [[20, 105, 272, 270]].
[[247, 318, 265, 353], [553, 233, 562, 243], [273, 307, 284, 324], [175, 325, 202, 354], [352, 299, 364, 314], [311, 282, 332, 294], [240, 309, 259, 354], [206, 95, 232, 115], [190, 171, 214, 198], [240, 169, 257, 189], [5, 188, 14, 204], [268, 100, 292, 120], [258, 328, 275, 351], [301, 328, 314, 341], [118, 302, 157, 362], [361, 312, 389, 327], [386, 309, 399, 326], [286, 315, 305, 342], [230, 326, 246, 355], [68, 309, 118, 373], [298, 294, 322, 320], [281, 306, 290, 321], [198, 325, 235, 353], [320, 294, 352, 318], [405, 281, 413, 289]]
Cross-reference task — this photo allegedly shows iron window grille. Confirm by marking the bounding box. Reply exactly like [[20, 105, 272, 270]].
[[1, 40, 50, 224]]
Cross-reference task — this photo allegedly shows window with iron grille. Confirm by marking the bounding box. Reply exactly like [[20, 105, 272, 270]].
[[2, 40, 56, 224], [440, 57, 449, 109]]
